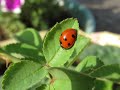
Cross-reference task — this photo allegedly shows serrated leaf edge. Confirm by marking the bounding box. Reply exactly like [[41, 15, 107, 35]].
[[43, 18, 76, 53], [67, 36, 90, 67], [89, 64, 120, 75], [2, 43, 40, 59], [2, 60, 46, 90], [2, 61, 21, 90], [43, 18, 78, 65]]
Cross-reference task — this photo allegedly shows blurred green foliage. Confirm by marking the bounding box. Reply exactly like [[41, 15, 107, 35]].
[[80, 44, 120, 65], [0, 0, 96, 40], [0, 13, 25, 39], [20, 0, 71, 30], [0, 0, 71, 39]]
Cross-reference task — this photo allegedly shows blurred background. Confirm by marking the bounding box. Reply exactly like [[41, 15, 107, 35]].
[[0, 0, 120, 38], [0, 0, 120, 70], [78, 0, 120, 33]]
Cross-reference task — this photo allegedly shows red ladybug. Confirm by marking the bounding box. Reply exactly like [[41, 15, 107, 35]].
[[59, 28, 77, 49]]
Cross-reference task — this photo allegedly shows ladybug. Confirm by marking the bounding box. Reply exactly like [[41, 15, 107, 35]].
[[59, 28, 77, 49]]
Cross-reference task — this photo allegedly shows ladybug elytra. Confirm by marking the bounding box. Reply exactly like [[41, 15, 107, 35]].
[[59, 28, 77, 49]]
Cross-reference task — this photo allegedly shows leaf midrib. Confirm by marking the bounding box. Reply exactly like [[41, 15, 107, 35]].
[[48, 20, 77, 65], [4, 66, 45, 89]]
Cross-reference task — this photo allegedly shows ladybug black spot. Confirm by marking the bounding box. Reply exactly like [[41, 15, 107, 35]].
[[68, 43, 71, 46], [61, 34, 62, 36], [60, 41, 62, 44], [72, 34, 76, 38]]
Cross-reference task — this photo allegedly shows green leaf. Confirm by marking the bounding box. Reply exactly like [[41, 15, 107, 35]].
[[35, 84, 47, 90], [75, 56, 104, 73], [0, 48, 20, 63], [28, 78, 48, 90], [2, 43, 45, 62], [80, 44, 120, 65], [43, 18, 79, 67], [93, 79, 113, 90], [93, 79, 120, 90], [0, 76, 3, 90], [2, 61, 48, 90], [66, 36, 90, 67], [44, 67, 94, 90], [90, 64, 120, 83], [15, 28, 43, 50]]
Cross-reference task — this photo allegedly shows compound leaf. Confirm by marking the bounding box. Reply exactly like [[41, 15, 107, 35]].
[[43, 18, 79, 67], [2, 61, 48, 90], [15, 28, 43, 50], [44, 67, 94, 90]]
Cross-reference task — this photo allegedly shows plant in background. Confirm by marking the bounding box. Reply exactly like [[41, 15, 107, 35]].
[[0, 0, 24, 13], [80, 44, 120, 65], [0, 18, 120, 90], [0, 0, 71, 40], [20, 0, 71, 30], [0, 13, 25, 39], [0, 0, 25, 40]]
